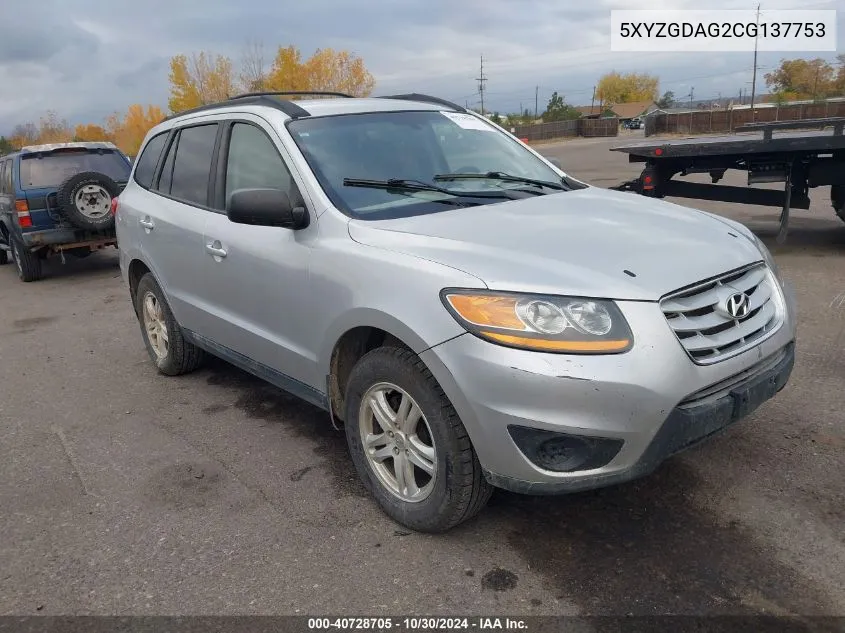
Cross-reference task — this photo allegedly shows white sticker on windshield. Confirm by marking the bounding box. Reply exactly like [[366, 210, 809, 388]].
[[440, 111, 495, 131]]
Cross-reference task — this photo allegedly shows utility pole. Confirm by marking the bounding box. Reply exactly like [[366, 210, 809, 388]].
[[476, 55, 488, 116], [590, 86, 596, 114], [813, 65, 820, 101], [749, 3, 760, 121], [689, 87, 694, 132], [535, 85, 539, 119]]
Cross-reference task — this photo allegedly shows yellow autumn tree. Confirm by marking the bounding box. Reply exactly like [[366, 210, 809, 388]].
[[73, 123, 112, 142], [596, 72, 659, 108], [302, 48, 376, 96], [106, 104, 166, 155], [264, 46, 375, 97], [264, 45, 307, 93], [168, 52, 237, 113]]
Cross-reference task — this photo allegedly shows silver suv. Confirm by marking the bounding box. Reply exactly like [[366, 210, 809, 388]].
[[116, 91, 797, 532]]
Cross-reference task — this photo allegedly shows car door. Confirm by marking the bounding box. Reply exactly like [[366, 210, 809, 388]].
[[199, 116, 319, 388], [127, 122, 221, 331]]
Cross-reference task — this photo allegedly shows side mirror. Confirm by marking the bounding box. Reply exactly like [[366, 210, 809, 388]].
[[226, 188, 309, 229], [548, 157, 562, 169]]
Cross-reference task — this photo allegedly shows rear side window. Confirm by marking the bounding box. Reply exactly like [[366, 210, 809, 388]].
[[168, 124, 218, 206], [19, 149, 130, 189], [133, 132, 168, 189], [4, 161, 12, 192], [0, 162, 7, 194]]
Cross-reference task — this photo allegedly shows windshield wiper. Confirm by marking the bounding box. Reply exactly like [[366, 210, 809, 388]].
[[342, 178, 519, 200], [432, 171, 567, 191]]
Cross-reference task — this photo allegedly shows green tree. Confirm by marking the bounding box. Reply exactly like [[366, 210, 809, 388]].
[[764, 57, 838, 100], [542, 92, 581, 122], [656, 90, 675, 109], [0, 136, 13, 155]]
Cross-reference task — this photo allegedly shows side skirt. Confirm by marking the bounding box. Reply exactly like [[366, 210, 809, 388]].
[[182, 328, 330, 411]]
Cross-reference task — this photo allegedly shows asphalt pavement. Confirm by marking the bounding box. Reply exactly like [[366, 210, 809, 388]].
[[1, 132, 843, 618]]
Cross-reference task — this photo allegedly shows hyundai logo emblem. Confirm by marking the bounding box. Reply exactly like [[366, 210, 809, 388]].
[[725, 292, 750, 319]]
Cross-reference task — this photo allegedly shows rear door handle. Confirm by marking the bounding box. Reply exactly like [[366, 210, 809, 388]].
[[139, 218, 154, 230], [205, 240, 227, 258]]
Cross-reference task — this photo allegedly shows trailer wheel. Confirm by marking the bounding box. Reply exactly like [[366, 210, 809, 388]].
[[832, 185, 845, 224]]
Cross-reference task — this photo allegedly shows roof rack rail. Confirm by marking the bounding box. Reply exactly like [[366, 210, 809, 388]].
[[162, 91, 355, 122], [378, 93, 467, 113], [163, 94, 312, 121], [229, 91, 354, 100]]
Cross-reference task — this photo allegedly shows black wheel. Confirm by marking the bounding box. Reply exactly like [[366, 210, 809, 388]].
[[9, 234, 42, 282], [832, 185, 845, 224], [56, 171, 118, 231], [344, 346, 492, 533], [134, 273, 205, 376], [0, 248, 7, 265]]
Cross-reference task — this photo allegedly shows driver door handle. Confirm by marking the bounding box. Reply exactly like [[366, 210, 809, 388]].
[[205, 240, 227, 258], [139, 217, 154, 230]]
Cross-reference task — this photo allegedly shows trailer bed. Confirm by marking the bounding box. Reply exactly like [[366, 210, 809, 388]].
[[607, 117, 845, 243], [611, 129, 845, 161]]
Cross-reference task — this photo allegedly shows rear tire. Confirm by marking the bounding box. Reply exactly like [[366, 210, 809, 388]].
[[344, 346, 492, 533], [134, 273, 205, 376], [10, 234, 42, 282], [0, 248, 7, 265]]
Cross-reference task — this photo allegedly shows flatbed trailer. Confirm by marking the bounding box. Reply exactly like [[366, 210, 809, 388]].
[[610, 117, 845, 242]]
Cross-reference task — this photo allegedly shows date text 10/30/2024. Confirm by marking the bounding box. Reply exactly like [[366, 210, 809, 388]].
[[308, 617, 528, 630]]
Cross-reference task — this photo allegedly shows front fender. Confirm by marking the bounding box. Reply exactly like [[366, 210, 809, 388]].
[[318, 307, 452, 378]]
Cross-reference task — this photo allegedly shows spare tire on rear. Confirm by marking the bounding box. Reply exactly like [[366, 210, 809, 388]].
[[56, 171, 118, 231]]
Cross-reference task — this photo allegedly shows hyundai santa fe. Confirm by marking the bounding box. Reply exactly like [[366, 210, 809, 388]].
[[116, 91, 797, 532]]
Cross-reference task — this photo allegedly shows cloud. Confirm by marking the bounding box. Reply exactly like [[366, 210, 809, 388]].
[[0, 0, 841, 132]]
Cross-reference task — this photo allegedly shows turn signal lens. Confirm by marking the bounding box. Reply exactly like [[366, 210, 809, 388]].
[[441, 289, 634, 354]]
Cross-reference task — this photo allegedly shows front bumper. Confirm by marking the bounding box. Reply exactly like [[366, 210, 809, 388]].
[[419, 282, 797, 495]]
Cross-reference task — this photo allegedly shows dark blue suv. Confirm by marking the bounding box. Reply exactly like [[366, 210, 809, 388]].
[[0, 141, 132, 281]]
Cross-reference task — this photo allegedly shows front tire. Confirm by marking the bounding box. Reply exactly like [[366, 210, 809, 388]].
[[344, 346, 492, 533], [134, 273, 205, 376]]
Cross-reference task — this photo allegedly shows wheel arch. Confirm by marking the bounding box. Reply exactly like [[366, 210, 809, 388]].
[[321, 309, 443, 423]]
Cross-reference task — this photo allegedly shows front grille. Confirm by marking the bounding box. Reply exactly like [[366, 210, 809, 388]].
[[661, 263, 783, 364]]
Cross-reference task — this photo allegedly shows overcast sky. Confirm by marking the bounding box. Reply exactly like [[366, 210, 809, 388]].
[[0, 0, 841, 133]]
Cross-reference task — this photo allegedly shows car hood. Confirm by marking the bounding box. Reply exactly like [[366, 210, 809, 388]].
[[347, 187, 764, 301]]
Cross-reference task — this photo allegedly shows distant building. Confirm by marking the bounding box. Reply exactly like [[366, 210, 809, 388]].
[[575, 100, 659, 122]]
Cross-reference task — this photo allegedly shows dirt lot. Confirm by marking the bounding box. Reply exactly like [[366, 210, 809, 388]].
[[1, 133, 843, 618]]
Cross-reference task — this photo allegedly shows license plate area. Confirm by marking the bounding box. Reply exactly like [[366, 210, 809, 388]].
[[730, 372, 779, 419]]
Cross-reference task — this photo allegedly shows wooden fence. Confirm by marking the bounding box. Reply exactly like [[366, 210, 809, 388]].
[[511, 117, 619, 142], [645, 102, 845, 137]]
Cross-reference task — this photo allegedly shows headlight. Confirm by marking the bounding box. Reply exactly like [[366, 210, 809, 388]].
[[440, 289, 634, 353]]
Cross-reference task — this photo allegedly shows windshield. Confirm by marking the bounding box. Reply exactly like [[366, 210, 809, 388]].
[[19, 149, 131, 189], [287, 110, 566, 219]]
